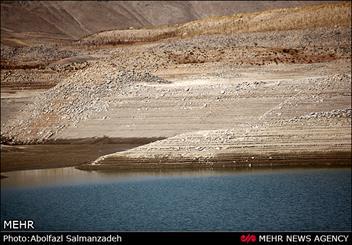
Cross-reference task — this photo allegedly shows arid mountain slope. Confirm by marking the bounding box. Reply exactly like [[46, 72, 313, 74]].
[[1, 2, 351, 171], [1, 1, 341, 44], [1, 2, 351, 145], [81, 2, 351, 45]]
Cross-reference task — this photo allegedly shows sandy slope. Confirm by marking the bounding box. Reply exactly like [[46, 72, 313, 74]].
[[1, 2, 351, 170], [77, 69, 351, 169], [1, 1, 338, 43]]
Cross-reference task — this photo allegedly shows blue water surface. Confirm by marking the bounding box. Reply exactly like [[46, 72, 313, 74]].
[[1, 168, 351, 231]]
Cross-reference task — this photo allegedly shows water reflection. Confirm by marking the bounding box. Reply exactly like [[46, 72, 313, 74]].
[[1, 168, 350, 231], [2, 166, 348, 189]]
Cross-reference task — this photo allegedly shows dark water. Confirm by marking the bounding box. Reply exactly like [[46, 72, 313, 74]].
[[1, 168, 351, 231]]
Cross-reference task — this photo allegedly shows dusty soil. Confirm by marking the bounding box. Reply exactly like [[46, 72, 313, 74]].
[[1, 1, 336, 43], [0, 140, 156, 172], [1, 2, 351, 171]]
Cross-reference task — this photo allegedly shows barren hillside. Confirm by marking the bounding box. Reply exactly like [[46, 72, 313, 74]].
[[1, 1, 341, 44], [81, 2, 351, 46], [1, 2, 351, 171]]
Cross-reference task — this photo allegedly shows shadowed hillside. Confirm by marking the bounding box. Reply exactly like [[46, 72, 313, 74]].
[[1, 1, 351, 171], [81, 2, 351, 46], [1, 1, 341, 44]]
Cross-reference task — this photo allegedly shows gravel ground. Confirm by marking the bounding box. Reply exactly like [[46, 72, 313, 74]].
[[1, 23, 351, 169]]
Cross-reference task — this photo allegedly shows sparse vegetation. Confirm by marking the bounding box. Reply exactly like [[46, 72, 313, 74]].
[[78, 3, 351, 46], [1, 1, 351, 170]]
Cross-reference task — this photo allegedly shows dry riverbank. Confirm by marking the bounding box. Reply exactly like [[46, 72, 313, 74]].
[[78, 113, 351, 170], [0, 138, 160, 172], [1, 3, 351, 172]]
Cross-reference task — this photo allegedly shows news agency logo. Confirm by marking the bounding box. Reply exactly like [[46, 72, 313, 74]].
[[239, 233, 350, 243], [240, 234, 257, 243]]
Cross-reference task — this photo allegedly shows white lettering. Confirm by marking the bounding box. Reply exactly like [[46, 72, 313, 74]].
[[286, 235, 311, 242], [259, 235, 283, 242], [3, 220, 35, 230]]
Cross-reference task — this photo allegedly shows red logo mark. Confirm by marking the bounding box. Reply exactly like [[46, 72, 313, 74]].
[[240, 234, 256, 243]]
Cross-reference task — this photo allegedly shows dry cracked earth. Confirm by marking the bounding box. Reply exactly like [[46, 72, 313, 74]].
[[1, 2, 351, 171]]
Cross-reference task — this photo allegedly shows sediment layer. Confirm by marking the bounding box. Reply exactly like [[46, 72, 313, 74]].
[[1, 2, 351, 172], [79, 113, 351, 170]]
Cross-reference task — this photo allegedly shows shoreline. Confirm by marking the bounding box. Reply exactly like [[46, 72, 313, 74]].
[[0, 136, 164, 146], [1, 144, 350, 173], [0, 140, 154, 172], [1, 134, 350, 173], [76, 150, 351, 171], [1, 3, 351, 175], [1, 160, 351, 178]]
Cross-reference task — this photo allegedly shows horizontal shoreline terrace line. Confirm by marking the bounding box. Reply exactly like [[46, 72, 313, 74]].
[[1, 137, 165, 145]]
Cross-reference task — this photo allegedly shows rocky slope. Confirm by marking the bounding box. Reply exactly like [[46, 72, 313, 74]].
[[1, 2, 351, 170], [81, 2, 350, 46], [77, 72, 352, 169], [81, 114, 351, 170], [1, 1, 337, 43]]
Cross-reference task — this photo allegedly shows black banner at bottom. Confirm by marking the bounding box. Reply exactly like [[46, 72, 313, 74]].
[[1, 231, 351, 244]]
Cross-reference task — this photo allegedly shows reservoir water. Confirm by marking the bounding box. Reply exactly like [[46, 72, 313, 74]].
[[1, 167, 351, 231]]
